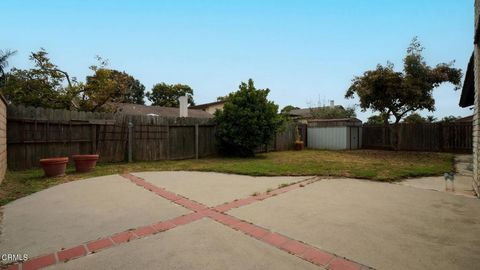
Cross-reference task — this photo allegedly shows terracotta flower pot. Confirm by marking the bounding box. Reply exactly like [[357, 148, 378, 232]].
[[294, 141, 304, 151], [39, 157, 69, 177], [72, 154, 99, 173]]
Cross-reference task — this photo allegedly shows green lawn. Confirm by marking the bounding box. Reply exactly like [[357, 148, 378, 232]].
[[0, 149, 454, 206]]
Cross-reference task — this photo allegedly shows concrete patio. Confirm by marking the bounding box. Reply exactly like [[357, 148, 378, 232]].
[[1, 172, 479, 270]]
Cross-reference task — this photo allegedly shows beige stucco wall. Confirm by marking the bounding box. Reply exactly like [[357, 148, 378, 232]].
[[0, 98, 7, 184], [204, 103, 224, 114], [473, 0, 480, 197]]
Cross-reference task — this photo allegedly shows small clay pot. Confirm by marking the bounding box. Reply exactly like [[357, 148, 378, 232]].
[[72, 154, 99, 173], [39, 157, 69, 177], [294, 141, 304, 151]]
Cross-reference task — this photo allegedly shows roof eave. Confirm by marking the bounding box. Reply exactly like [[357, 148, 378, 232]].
[[459, 53, 475, 108]]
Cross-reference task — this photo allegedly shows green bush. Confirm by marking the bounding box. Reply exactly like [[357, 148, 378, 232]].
[[214, 79, 283, 157]]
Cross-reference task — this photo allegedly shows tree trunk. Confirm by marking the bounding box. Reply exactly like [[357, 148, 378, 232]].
[[390, 124, 398, 150], [391, 117, 402, 151]]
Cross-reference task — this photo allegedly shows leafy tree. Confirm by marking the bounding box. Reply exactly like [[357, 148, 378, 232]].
[[309, 106, 356, 119], [217, 95, 228, 101], [366, 114, 386, 125], [345, 37, 462, 148], [439, 115, 459, 123], [124, 77, 145, 104], [403, 112, 427, 124], [78, 57, 146, 111], [426, 115, 437, 123], [345, 37, 462, 125], [1, 51, 145, 112], [0, 49, 16, 86], [1, 48, 76, 109], [281, 105, 300, 114], [80, 68, 126, 111], [215, 79, 283, 157], [147, 83, 195, 107]]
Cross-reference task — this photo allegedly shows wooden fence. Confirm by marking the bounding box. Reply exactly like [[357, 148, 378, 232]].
[[7, 105, 216, 170], [7, 105, 298, 170], [254, 122, 299, 153], [362, 123, 472, 153]]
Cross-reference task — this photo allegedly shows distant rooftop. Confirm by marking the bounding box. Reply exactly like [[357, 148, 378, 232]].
[[115, 103, 214, 118], [190, 100, 225, 110]]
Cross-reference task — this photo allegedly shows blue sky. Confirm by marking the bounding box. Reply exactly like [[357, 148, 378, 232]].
[[1, 0, 473, 121]]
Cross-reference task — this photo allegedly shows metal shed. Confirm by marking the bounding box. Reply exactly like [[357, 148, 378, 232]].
[[307, 118, 362, 150]]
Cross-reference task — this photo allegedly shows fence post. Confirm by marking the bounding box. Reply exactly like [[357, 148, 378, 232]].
[[438, 123, 444, 152], [128, 121, 133, 162], [166, 124, 170, 160], [274, 132, 278, 151], [91, 123, 97, 154], [195, 124, 199, 159]]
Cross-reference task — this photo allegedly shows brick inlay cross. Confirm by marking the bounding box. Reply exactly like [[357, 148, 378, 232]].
[[5, 173, 373, 270]]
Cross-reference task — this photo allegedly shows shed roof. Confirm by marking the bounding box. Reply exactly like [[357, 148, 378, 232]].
[[308, 118, 361, 123], [307, 118, 362, 127]]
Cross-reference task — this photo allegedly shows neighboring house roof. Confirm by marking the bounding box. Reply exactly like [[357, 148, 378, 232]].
[[115, 103, 214, 118], [459, 53, 474, 108], [190, 100, 225, 110], [455, 115, 473, 122], [288, 106, 345, 118]]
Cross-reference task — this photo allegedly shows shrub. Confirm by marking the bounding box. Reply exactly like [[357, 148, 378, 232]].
[[214, 79, 283, 157]]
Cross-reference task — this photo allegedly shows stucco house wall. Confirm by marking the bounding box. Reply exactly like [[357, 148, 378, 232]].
[[203, 103, 224, 114], [190, 101, 225, 115]]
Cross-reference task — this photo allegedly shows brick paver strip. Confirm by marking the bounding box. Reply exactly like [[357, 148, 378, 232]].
[[327, 257, 363, 270], [111, 231, 137, 244], [244, 224, 270, 239], [152, 220, 177, 232], [209, 213, 241, 227], [10, 213, 192, 269], [175, 198, 208, 212], [212, 202, 236, 212], [57, 245, 87, 262], [9, 174, 372, 270], [262, 232, 290, 247], [302, 247, 335, 266], [22, 254, 56, 270], [253, 193, 272, 200], [281, 240, 309, 255], [132, 225, 157, 238], [86, 238, 114, 253], [171, 212, 205, 225], [230, 220, 257, 232], [156, 189, 183, 201], [4, 264, 19, 270]]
